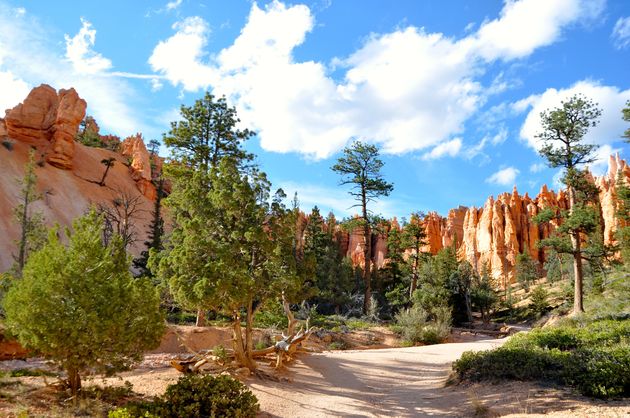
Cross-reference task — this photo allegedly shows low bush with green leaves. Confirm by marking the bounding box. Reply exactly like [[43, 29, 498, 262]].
[[109, 374, 259, 418], [394, 305, 451, 344], [453, 318, 630, 398]]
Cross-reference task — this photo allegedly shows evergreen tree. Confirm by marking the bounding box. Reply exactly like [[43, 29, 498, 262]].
[[134, 178, 165, 277], [332, 141, 393, 313], [13, 149, 46, 274], [622, 100, 630, 143], [3, 210, 164, 396], [470, 263, 497, 323], [535, 94, 601, 314], [382, 221, 411, 312], [401, 212, 427, 298], [157, 92, 254, 326], [515, 250, 539, 291], [99, 157, 116, 186]]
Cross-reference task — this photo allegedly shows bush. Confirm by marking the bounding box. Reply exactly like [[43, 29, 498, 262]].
[[110, 375, 259, 418], [454, 319, 630, 398], [394, 305, 451, 344], [564, 345, 630, 398]]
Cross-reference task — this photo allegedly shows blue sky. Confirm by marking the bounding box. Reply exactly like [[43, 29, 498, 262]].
[[1, 0, 629, 219]]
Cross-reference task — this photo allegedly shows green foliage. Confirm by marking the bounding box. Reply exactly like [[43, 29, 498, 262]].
[[332, 140, 393, 314], [394, 305, 451, 344], [3, 210, 165, 394], [515, 250, 539, 291], [305, 209, 354, 313], [12, 149, 46, 274], [622, 99, 630, 143], [529, 285, 549, 315], [454, 318, 630, 398], [470, 266, 498, 322], [76, 116, 121, 151], [111, 375, 259, 418], [134, 178, 165, 277]]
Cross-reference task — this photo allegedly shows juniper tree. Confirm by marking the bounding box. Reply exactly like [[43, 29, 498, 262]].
[[157, 93, 253, 326], [332, 141, 393, 314], [535, 94, 601, 314], [3, 210, 164, 397]]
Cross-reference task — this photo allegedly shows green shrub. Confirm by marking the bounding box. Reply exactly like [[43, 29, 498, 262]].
[[111, 375, 259, 418], [454, 319, 630, 398], [563, 345, 630, 398], [160, 374, 259, 418], [395, 305, 451, 344], [454, 347, 567, 382]]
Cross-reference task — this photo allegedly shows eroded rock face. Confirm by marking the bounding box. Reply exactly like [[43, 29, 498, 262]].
[[0, 119, 7, 138], [4, 84, 86, 169], [47, 88, 86, 169], [120, 134, 157, 200]]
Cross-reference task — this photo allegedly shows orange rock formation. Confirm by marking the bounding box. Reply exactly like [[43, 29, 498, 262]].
[[2, 84, 86, 169]]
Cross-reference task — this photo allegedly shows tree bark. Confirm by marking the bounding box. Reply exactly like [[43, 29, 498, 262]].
[[232, 310, 256, 370], [282, 291, 298, 336], [67, 367, 81, 398], [568, 186, 584, 314], [195, 308, 206, 327], [362, 187, 371, 315]]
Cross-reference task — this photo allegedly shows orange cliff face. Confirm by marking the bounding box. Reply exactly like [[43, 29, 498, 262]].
[[0, 85, 159, 272], [335, 155, 628, 288]]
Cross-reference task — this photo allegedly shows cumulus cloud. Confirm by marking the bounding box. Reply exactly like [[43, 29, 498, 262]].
[[149, 17, 217, 91], [612, 16, 630, 49], [518, 80, 630, 150], [0, 6, 150, 137], [149, 0, 602, 159], [486, 167, 520, 186], [471, 0, 604, 61], [422, 138, 462, 160], [64, 18, 112, 74], [0, 70, 30, 112]]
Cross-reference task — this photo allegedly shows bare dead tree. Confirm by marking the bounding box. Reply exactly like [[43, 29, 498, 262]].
[[96, 190, 145, 249]]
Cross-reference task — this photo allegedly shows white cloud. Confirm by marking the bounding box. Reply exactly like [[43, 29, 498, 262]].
[[64, 18, 112, 74], [166, 0, 183, 11], [519, 80, 630, 150], [0, 6, 149, 137], [149, 0, 602, 160], [471, 0, 604, 61], [529, 162, 546, 173], [486, 166, 520, 186], [149, 17, 217, 92], [589, 144, 621, 176], [422, 138, 462, 160], [465, 128, 507, 162], [612, 16, 630, 49], [0, 70, 30, 112]]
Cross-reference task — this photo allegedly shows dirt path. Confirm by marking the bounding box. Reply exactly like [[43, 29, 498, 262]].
[[249, 338, 505, 417]]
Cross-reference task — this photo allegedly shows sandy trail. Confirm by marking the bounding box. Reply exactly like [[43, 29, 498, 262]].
[[249, 338, 505, 417]]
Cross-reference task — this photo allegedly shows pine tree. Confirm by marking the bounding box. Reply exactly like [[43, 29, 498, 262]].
[[99, 157, 116, 186], [535, 94, 601, 314], [401, 212, 427, 298], [515, 250, 539, 291], [332, 141, 393, 313]]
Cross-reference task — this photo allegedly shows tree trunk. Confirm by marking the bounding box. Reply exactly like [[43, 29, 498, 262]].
[[245, 298, 255, 369], [464, 291, 473, 323], [195, 309, 206, 327], [232, 310, 255, 370], [67, 367, 81, 398], [99, 165, 111, 186], [362, 196, 371, 315], [568, 186, 584, 314], [409, 253, 419, 299], [282, 291, 298, 336]]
